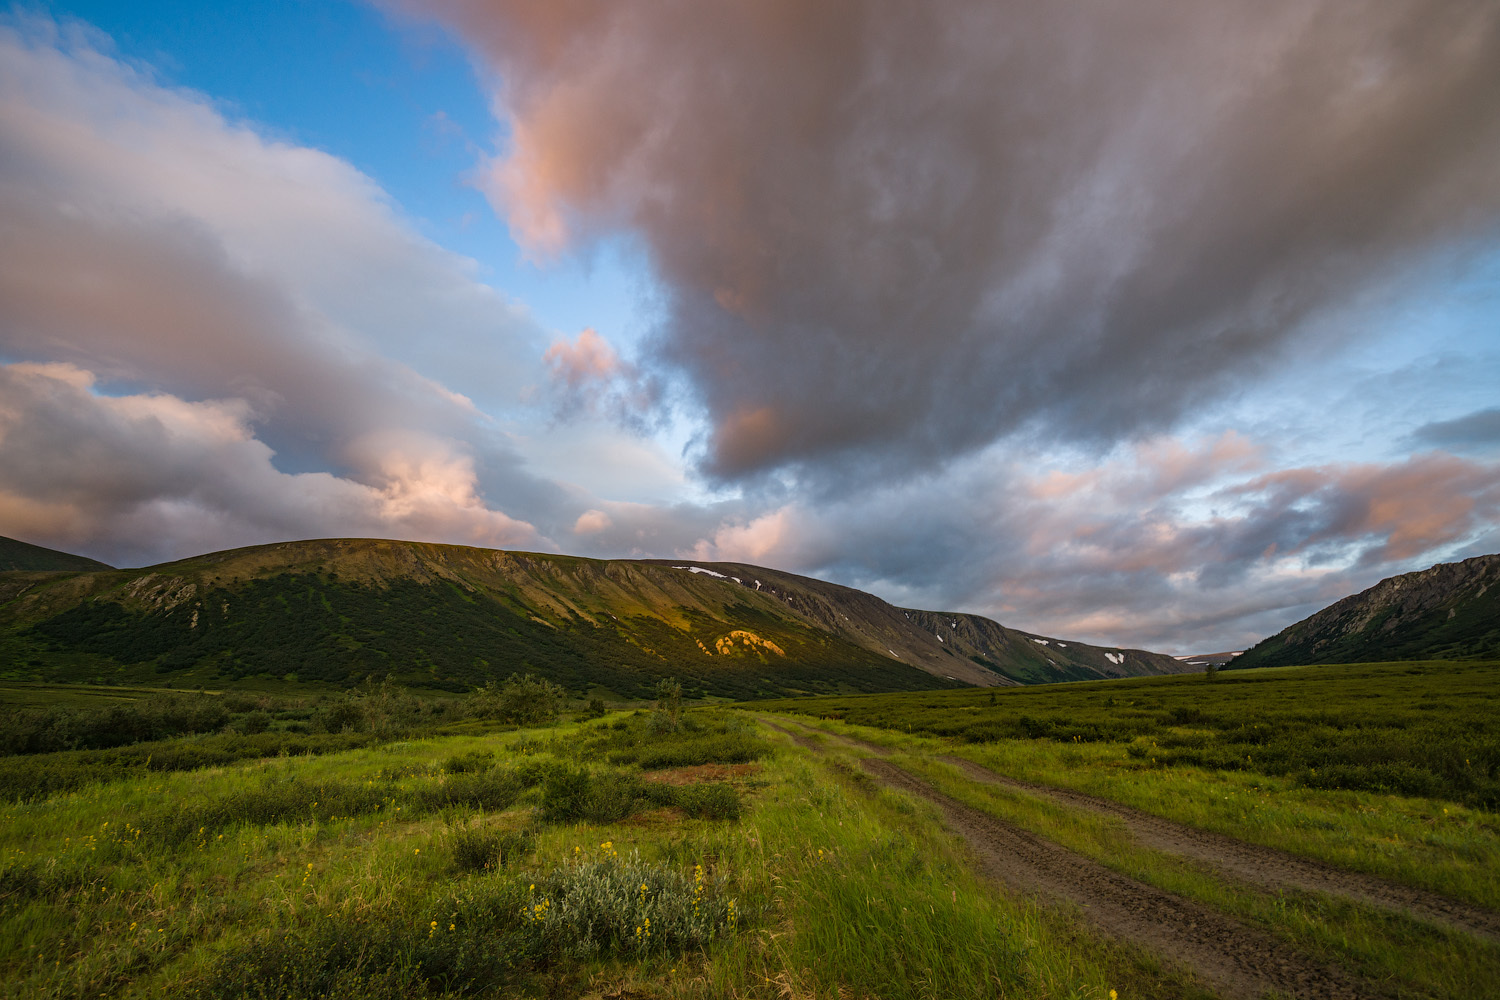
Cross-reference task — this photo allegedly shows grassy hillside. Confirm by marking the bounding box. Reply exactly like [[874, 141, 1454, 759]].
[[0, 538, 1185, 698], [0, 535, 112, 573], [1236, 553, 1500, 668]]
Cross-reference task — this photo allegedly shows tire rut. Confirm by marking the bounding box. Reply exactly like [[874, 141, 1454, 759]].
[[758, 718, 829, 753], [940, 755, 1500, 943], [859, 758, 1366, 1000]]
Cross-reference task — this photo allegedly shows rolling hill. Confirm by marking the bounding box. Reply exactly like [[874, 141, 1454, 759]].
[[0, 535, 113, 573], [0, 537, 1188, 698], [1234, 552, 1500, 669]]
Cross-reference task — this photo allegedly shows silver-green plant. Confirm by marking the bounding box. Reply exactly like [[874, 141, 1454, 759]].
[[519, 844, 736, 958]]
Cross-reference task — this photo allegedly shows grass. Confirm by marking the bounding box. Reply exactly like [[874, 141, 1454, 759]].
[[4, 662, 1496, 998], [890, 753, 1500, 1000], [0, 705, 1218, 999], [755, 659, 1500, 808], [777, 707, 1500, 913]]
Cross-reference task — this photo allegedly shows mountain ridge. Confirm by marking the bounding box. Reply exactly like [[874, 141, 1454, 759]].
[[0, 537, 1189, 696], [0, 535, 113, 574], [1234, 553, 1500, 668]]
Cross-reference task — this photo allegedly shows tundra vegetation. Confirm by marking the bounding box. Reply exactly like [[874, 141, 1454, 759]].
[[0, 661, 1494, 998]]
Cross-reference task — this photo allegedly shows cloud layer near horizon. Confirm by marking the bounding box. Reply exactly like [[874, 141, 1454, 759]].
[[408, 0, 1500, 484]]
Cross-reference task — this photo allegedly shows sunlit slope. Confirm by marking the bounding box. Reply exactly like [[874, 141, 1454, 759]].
[[636, 560, 1187, 684], [0, 538, 1184, 696], [1236, 553, 1500, 669]]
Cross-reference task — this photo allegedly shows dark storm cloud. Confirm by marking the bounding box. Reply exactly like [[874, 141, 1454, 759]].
[[407, 0, 1500, 486], [1412, 408, 1500, 452]]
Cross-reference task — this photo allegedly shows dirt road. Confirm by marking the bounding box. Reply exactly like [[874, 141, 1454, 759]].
[[772, 717, 1499, 941], [939, 754, 1500, 942], [760, 717, 1373, 1000]]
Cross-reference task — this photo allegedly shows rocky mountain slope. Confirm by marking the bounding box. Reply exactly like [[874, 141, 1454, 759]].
[[0, 537, 1187, 697], [1235, 553, 1500, 668]]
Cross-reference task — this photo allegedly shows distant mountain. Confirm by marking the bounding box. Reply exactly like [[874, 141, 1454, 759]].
[[0, 535, 113, 573], [1235, 554, 1500, 669], [1174, 651, 1243, 668], [0, 537, 1187, 697]]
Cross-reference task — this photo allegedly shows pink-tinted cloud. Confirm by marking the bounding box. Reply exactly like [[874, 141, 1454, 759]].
[[0, 17, 605, 563], [0, 363, 545, 566], [404, 0, 1500, 485], [541, 326, 653, 422]]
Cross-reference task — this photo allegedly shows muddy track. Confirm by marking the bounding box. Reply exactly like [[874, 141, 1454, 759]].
[[860, 758, 1366, 1000], [939, 755, 1500, 943], [758, 718, 830, 753], [769, 716, 1500, 942]]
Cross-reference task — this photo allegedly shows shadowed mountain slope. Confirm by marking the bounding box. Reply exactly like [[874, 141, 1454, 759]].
[[0, 538, 1186, 697], [0, 535, 113, 573], [1235, 553, 1500, 669]]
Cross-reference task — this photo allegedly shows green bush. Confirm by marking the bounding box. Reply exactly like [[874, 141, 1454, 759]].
[[468, 674, 565, 725], [443, 750, 496, 774], [411, 767, 539, 813], [451, 826, 536, 874], [204, 881, 535, 1000], [675, 782, 742, 820], [235, 710, 272, 735]]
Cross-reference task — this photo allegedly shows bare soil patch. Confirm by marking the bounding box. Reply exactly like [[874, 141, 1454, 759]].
[[640, 763, 761, 786]]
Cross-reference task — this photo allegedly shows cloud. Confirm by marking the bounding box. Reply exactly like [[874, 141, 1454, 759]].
[[542, 326, 653, 423], [0, 363, 544, 566], [679, 434, 1500, 652], [1411, 407, 1500, 453], [406, 0, 1500, 485], [572, 509, 611, 535], [0, 15, 628, 562]]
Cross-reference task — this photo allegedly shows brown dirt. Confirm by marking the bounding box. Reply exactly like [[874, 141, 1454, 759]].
[[859, 757, 1366, 1000], [764, 717, 889, 754], [940, 755, 1500, 943], [757, 718, 829, 752], [639, 763, 761, 786]]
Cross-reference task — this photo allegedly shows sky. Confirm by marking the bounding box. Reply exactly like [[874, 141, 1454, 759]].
[[2, 1, 1498, 655]]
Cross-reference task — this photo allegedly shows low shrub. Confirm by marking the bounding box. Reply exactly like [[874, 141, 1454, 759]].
[[443, 750, 495, 774], [451, 826, 536, 874], [520, 849, 736, 959], [0, 731, 378, 803], [411, 766, 540, 813], [675, 782, 742, 820], [203, 881, 535, 1000]]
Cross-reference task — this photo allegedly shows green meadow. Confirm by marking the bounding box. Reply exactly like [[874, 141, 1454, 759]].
[[0, 661, 1495, 997]]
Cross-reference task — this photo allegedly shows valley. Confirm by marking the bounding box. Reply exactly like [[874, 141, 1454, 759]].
[[0, 660, 1495, 999]]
